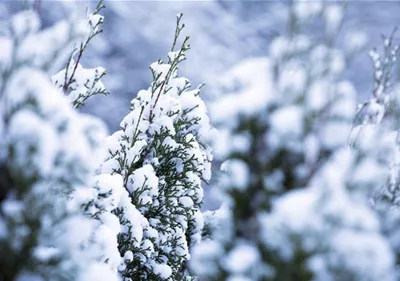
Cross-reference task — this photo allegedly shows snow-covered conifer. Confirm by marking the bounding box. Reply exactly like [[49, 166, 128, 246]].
[[349, 30, 400, 273], [190, 2, 397, 281], [96, 14, 213, 281], [350, 30, 400, 201], [0, 7, 119, 281]]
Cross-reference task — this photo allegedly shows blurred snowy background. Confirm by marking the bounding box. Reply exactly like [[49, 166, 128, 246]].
[[1, 0, 399, 130], [1, 0, 400, 209]]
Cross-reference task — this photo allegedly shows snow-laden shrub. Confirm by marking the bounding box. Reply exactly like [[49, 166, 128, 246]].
[[93, 14, 213, 281], [0, 6, 119, 281], [190, 2, 398, 281], [349, 29, 400, 273], [51, 1, 108, 109], [350, 30, 400, 201]]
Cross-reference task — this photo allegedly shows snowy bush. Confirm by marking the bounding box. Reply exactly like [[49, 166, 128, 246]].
[[5, 1, 400, 281], [0, 1, 213, 279], [94, 14, 213, 281], [350, 29, 400, 273], [0, 5, 119, 281], [190, 2, 400, 281]]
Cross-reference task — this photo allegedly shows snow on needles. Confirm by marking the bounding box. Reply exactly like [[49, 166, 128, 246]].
[[5, 3, 400, 281], [96, 16, 213, 281]]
